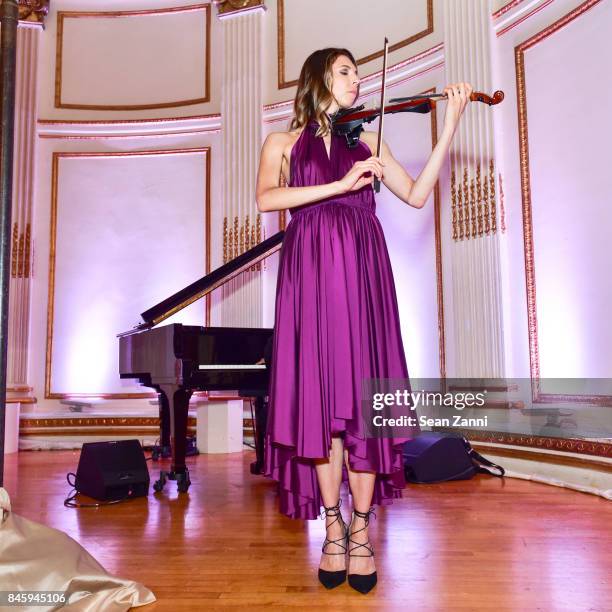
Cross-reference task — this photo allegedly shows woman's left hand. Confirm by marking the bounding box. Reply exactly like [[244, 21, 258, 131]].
[[442, 82, 473, 133]]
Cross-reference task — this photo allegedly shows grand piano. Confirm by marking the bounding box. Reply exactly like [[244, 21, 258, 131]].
[[118, 231, 284, 493]]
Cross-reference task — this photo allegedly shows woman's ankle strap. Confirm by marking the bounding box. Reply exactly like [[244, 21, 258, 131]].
[[321, 499, 342, 518], [352, 507, 376, 524]]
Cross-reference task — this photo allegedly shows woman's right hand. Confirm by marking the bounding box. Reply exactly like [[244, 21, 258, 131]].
[[337, 157, 385, 193]]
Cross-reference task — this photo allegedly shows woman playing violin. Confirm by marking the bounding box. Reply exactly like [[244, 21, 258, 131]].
[[256, 47, 472, 594]]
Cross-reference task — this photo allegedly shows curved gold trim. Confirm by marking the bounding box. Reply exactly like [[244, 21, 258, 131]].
[[492, 0, 526, 19], [55, 4, 211, 111], [497, 0, 555, 38], [46, 148, 212, 400], [471, 442, 612, 472], [515, 0, 605, 404], [276, 0, 434, 89], [442, 427, 611, 459]]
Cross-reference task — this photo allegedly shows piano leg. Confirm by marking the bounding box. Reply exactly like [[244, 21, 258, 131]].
[[152, 386, 172, 461], [250, 395, 268, 475], [153, 385, 193, 493]]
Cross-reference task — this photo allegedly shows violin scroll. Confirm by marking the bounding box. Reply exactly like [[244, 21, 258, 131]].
[[471, 90, 504, 106]]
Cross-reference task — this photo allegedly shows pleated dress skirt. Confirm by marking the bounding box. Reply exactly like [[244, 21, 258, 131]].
[[263, 121, 420, 519]]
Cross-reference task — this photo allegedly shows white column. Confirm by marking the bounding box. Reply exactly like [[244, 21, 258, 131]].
[[7, 24, 40, 403], [443, 0, 505, 378], [218, 6, 265, 327]]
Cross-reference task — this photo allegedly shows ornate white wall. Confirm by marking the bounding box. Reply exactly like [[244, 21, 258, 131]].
[[25, 1, 223, 413], [491, 0, 611, 389], [7, 1, 610, 464]]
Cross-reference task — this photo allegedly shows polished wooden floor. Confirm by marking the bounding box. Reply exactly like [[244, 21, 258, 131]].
[[3, 449, 611, 610]]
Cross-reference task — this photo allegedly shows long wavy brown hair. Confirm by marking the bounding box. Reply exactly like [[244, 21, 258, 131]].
[[289, 48, 358, 138]]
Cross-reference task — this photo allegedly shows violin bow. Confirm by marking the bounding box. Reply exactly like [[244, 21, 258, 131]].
[[374, 37, 389, 193]]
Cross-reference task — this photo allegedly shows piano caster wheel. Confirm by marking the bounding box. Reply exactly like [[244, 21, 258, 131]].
[[153, 473, 167, 492], [176, 472, 191, 493]]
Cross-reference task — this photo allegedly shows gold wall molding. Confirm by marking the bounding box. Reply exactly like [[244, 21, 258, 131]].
[[18, 0, 48, 24], [20, 416, 197, 428], [38, 127, 222, 141], [496, 0, 555, 38], [450, 161, 498, 241], [441, 427, 611, 459], [429, 90, 446, 380], [488, 160, 497, 234], [276, 0, 434, 89], [223, 214, 263, 270], [54, 4, 211, 111], [277, 172, 287, 231], [20, 428, 190, 437], [215, 0, 265, 17], [515, 0, 605, 402], [499, 172, 506, 233], [471, 442, 612, 472], [492, 0, 526, 19], [20, 415, 197, 437], [450, 170, 457, 240], [46, 148, 212, 400], [38, 113, 222, 126], [11, 222, 31, 279], [37, 113, 222, 140]]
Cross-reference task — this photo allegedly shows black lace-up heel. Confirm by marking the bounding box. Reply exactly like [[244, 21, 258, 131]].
[[318, 499, 348, 589], [347, 507, 377, 594]]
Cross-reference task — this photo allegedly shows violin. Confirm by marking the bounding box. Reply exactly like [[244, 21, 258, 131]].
[[331, 90, 505, 149], [330, 37, 504, 193]]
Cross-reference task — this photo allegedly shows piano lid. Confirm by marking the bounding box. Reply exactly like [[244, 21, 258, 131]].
[[120, 230, 284, 335]]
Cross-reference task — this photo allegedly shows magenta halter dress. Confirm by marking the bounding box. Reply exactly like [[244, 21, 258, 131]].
[[263, 121, 420, 520]]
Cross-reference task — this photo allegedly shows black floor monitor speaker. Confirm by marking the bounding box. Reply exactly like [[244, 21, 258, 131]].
[[403, 432, 476, 483], [75, 440, 150, 501]]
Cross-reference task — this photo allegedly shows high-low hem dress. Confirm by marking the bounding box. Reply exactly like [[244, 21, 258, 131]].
[[263, 121, 421, 520]]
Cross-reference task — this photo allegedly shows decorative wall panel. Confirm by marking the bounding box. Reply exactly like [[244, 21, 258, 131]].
[[277, 0, 434, 88], [55, 4, 211, 110], [514, 0, 611, 397], [46, 148, 211, 398]]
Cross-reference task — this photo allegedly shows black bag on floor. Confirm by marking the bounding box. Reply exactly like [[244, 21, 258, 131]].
[[403, 432, 505, 484]]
